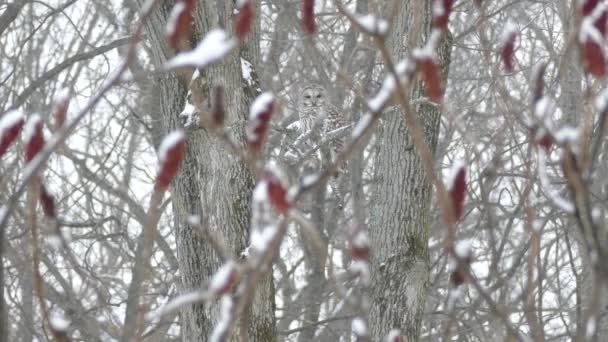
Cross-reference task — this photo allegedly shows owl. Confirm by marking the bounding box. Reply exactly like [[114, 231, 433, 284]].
[[298, 83, 345, 155]]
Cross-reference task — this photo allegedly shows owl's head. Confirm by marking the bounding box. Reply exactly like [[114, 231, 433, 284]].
[[301, 84, 327, 108]]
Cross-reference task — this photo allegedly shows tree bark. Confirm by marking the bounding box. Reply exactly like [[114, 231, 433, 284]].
[[137, 1, 275, 340], [369, 1, 452, 340]]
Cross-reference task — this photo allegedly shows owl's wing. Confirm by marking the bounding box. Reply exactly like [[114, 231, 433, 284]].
[[324, 104, 347, 152]]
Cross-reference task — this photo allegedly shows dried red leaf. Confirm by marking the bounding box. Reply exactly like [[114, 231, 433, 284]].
[[156, 131, 186, 191], [418, 58, 443, 102], [385, 331, 403, 342], [582, 39, 607, 77], [449, 264, 468, 286], [246, 93, 275, 153], [500, 25, 517, 72], [264, 168, 291, 213], [211, 86, 225, 128], [52, 90, 70, 129], [302, 0, 316, 34], [0, 111, 25, 158], [532, 63, 546, 103], [39, 184, 56, 218], [448, 166, 466, 223], [528, 126, 553, 152], [166, 0, 197, 50], [24, 116, 45, 163], [537, 133, 553, 152], [432, 0, 455, 31], [235, 0, 254, 42], [582, 0, 600, 16]]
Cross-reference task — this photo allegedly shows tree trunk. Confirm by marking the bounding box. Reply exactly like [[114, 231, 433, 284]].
[[369, 1, 452, 340], [137, 1, 275, 340]]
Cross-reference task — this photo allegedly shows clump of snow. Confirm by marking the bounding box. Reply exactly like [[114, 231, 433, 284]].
[[250, 225, 278, 253], [432, 0, 445, 16], [179, 100, 198, 128], [301, 174, 319, 188], [595, 88, 608, 112], [554, 126, 579, 145], [587, 316, 597, 339], [208, 261, 236, 294], [445, 159, 465, 189], [23, 114, 42, 144], [165, 30, 235, 69], [500, 20, 518, 45], [352, 113, 373, 138], [533, 97, 555, 119], [241, 58, 254, 86], [187, 215, 200, 225], [579, 16, 604, 45], [353, 13, 389, 35], [249, 92, 275, 120], [166, 2, 186, 37], [0, 110, 24, 137], [157, 130, 185, 164], [47, 234, 63, 250], [454, 240, 472, 259], [349, 260, 371, 286], [210, 296, 233, 342], [385, 329, 402, 341], [253, 180, 269, 203], [50, 312, 70, 331], [366, 59, 413, 113], [352, 317, 368, 336], [447, 286, 464, 310], [352, 230, 369, 249], [412, 29, 442, 60], [0, 206, 6, 224], [54, 88, 70, 104]]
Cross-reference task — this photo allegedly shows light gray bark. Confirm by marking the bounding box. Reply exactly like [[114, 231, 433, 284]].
[[138, 1, 275, 340], [555, 1, 608, 337], [369, 1, 452, 340]]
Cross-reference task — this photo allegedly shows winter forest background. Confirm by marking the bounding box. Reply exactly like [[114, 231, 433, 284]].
[[1, 0, 608, 341]]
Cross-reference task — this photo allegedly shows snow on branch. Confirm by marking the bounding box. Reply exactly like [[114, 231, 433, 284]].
[[210, 297, 234, 342], [147, 291, 208, 321], [165, 29, 235, 69], [537, 149, 575, 213], [344, 10, 389, 36], [208, 260, 239, 296], [352, 317, 369, 338]]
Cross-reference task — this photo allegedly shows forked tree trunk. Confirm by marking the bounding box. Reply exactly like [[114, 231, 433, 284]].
[[137, 1, 275, 341], [369, 1, 452, 340]]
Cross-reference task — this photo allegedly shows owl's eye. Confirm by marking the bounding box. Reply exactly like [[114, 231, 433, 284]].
[[316, 94, 322, 98], [304, 95, 311, 99]]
